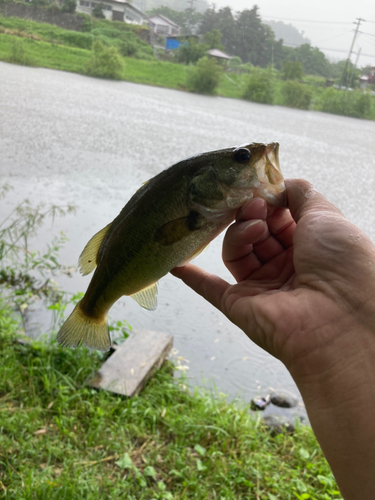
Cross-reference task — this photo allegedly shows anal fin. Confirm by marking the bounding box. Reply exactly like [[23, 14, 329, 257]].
[[130, 283, 158, 311]]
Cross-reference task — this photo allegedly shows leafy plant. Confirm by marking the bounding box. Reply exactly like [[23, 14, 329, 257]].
[[319, 88, 372, 119], [282, 60, 303, 80], [61, 0, 76, 13], [186, 56, 222, 95], [281, 81, 312, 109], [8, 38, 35, 66], [243, 68, 275, 104], [86, 40, 124, 79], [92, 3, 105, 19]]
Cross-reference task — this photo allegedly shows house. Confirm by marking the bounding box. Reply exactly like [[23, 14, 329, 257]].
[[207, 49, 233, 61], [147, 14, 180, 36], [359, 67, 375, 89], [76, 0, 147, 24]]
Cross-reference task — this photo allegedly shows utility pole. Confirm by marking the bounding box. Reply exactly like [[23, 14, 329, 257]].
[[349, 47, 362, 88], [187, 0, 195, 35], [340, 18, 362, 89]]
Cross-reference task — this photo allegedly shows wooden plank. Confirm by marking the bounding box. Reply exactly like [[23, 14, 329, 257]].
[[87, 329, 173, 397]]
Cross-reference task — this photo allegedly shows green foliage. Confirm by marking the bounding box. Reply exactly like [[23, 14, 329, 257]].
[[7, 38, 36, 66], [319, 88, 373, 119], [227, 55, 242, 72], [59, 30, 93, 49], [0, 307, 342, 499], [243, 68, 275, 104], [86, 40, 124, 79], [92, 3, 105, 19], [175, 38, 207, 65], [281, 81, 312, 109], [202, 28, 223, 50], [282, 60, 303, 80], [0, 188, 76, 314], [187, 56, 221, 95], [61, 0, 77, 13], [293, 43, 330, 77]]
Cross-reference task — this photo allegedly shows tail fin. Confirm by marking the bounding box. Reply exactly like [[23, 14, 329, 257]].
[[57, 301, 110, 351]]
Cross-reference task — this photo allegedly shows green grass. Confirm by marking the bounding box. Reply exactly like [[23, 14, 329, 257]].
[[0, 300, 342, 500]]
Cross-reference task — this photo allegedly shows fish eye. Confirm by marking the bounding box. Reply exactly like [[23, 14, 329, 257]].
[[233, 148, 251, 163]]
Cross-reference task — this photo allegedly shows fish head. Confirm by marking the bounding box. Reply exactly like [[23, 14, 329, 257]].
[[189, 142, 286, 223], [216, 142, 286, 208]]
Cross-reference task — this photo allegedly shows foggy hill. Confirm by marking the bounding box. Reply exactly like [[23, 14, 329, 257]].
[[265, 20, 311, 47]]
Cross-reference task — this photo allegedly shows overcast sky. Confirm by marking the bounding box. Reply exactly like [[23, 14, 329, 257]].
[[209, 0, 375, 67]]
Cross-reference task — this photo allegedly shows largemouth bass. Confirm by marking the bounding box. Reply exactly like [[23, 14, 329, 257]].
[[57, 142, 286, 351]]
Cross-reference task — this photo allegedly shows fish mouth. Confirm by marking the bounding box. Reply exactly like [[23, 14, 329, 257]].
[[258, 143, 287, 207]]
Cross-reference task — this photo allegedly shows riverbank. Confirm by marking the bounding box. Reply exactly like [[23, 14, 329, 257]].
[[0, 14, 374, 120], [0, 300, 341, 499]]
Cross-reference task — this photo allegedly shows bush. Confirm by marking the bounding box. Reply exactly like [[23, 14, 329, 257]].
[[175, 39, 207, 65], [92, 3, 105, 18], [282, 61, 303, 80], [59, 31, 93, 49], [61, 0, 76, 13], [186, 56, 221, 95], [320, 88, 372, 119], [242, 69, 274, 104], [86, 40, 124, 79], [281, 81, 312, 109]]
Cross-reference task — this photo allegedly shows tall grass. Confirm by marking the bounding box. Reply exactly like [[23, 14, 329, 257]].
[[0, 306, 342, 499]]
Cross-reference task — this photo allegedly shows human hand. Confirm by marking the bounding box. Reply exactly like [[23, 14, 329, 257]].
[[172, 179, 375, 380], [172, 178, 375, 499]]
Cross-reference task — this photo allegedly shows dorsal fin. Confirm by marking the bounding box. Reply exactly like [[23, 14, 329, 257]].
[[78, 223, 112, 276], [130, 283, 158, 311]]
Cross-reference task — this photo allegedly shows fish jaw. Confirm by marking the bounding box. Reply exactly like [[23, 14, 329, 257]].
[[253, 143, 287, 207]]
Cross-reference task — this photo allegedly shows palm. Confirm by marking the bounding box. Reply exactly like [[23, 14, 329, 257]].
[[173, 180, 370, 368]]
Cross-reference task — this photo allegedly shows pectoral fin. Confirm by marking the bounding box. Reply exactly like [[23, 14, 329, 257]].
[[154, 211, 205, 246], [78, 223, 112, 276], [130, 283, 158, 311]]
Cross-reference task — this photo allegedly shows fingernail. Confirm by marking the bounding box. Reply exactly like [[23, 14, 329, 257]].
[[241, 219, 263, 231]]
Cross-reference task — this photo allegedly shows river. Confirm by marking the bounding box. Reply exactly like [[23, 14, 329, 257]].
[[1, 61, 375, 407]]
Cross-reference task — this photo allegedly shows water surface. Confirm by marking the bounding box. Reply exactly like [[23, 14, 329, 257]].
[[1, 61, 375, 404]]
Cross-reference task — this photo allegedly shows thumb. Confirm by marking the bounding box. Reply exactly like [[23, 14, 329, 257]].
[[285, 179, 343, 224]]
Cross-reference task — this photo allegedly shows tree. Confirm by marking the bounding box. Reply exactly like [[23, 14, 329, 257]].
[[202, 29, 224, 50], [92, 3, 105, 18], [175, 39, 207, 65], [61, 0, 76, 13]]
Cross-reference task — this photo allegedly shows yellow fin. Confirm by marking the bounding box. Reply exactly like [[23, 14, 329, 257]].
[[130, 283, 158, 311], [154, 211, 205, 246], [78, 223, 112, 276], [135, 179, 150, 194], [57, 302, 110, 351], [176, 242, 210, 267]]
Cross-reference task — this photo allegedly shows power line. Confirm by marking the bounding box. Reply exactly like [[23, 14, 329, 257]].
[[261, 15, 353, 25]]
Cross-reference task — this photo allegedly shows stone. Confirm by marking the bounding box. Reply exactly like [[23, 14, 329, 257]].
[[270, 390, 298, 408], [262, 414, 295, 435]]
